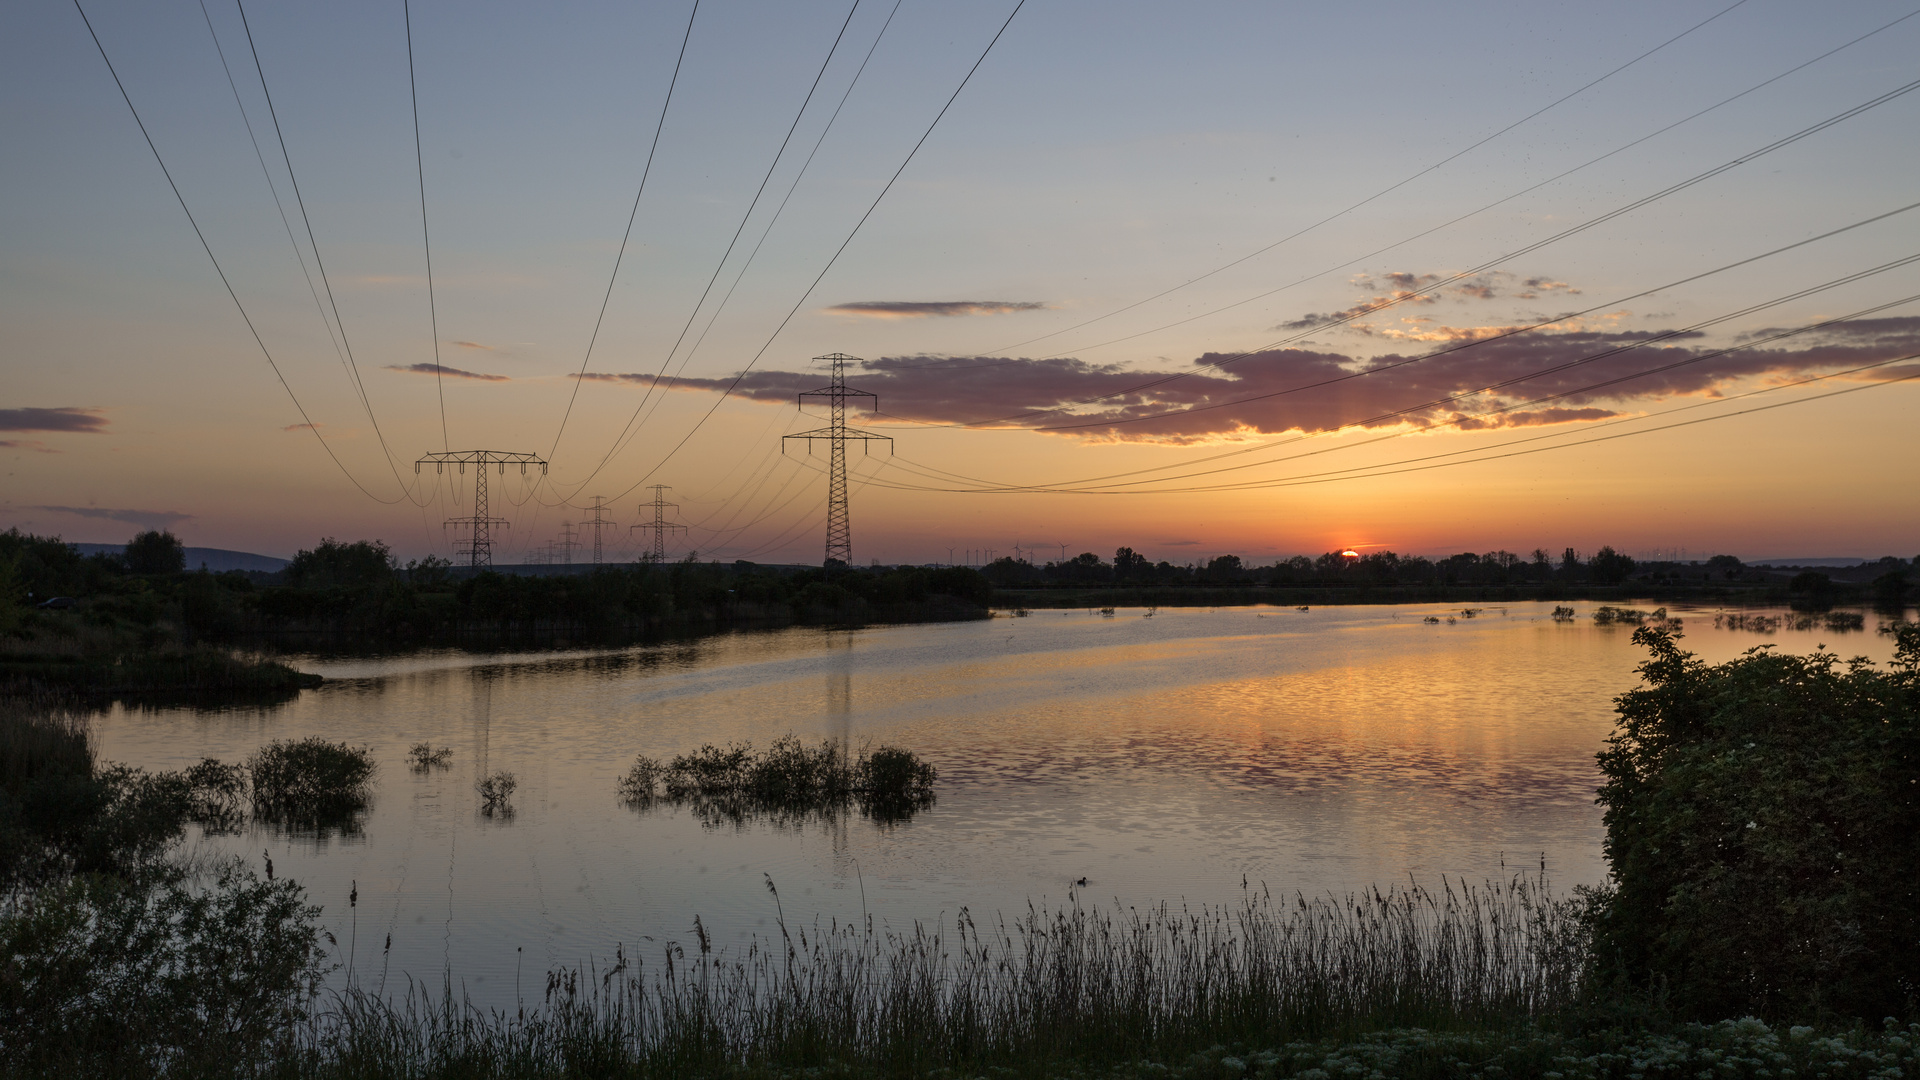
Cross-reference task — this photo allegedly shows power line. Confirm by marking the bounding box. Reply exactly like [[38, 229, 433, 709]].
[[599, 0, 1027, 506], [556, 0, 866, 498], [233, 0, 424, 503], [985, 0, 1759, 360], [547, 0, 701, 463], [582, 0, 906, 492], [859, 283, 1920, 496], [953, 75, 1920, 433], [70, 0, 402, 504], [864, 197, 1920, 493], [195, 0, 356, 410], [939, 4, 1920, 377], [403, 0, 448, 452]]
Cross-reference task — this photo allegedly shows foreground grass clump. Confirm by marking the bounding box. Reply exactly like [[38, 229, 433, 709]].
[[289, 874, 1584, 1078], [1590, 623, 1920, 1022], [249, 737, 375, 834], [618, 735, 935, 823]]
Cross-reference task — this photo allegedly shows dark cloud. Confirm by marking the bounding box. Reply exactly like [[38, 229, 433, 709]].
[[0, 440, 56, 453], [824, 300, 1048, 319], [35, 505, 193, 530], [283, 422, 321, 432], [664, 316, 1920, 443], [0, 407, 108, 434], [385, 362, 509, 382]]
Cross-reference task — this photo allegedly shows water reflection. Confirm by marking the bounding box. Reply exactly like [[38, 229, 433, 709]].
[[84, 602, 1911, 1010]]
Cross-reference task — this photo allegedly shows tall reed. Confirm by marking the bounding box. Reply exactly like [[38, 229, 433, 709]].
[[296, 874, 1587, 1075]]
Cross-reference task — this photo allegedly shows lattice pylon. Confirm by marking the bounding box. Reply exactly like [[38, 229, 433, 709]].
[[783, 354, 891, 569], [629, 485, 687, 563], [416, 450, 548, 567]]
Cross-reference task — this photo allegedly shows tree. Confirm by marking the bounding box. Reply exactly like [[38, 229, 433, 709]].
[[1203, 554, 1243, 582], [286, 539, 393, 588], [1589, 545, 1634, 585], [1113, 547, 1148, 582], [1591, 625, 1920, 1021], [124, 530, 185, 575]]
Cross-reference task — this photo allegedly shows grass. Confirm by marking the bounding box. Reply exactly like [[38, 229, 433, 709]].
[[265, 873, 1588, 1078], [618, 736, 936, 825]]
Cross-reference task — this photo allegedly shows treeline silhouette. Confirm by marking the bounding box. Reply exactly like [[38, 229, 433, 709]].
[[983, 545, 1915, 607], [0, 530, 992, 653]]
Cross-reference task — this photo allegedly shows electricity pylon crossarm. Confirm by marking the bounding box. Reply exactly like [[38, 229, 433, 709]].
[[783, 353, 891, 569], [416, 450, 548, 567]]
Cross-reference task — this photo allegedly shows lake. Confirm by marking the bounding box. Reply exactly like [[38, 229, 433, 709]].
[[89, 600, 1903, 1007]]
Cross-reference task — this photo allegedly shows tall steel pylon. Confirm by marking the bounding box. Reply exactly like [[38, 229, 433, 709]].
[[630, 484, 687, 563], [581, 496, 616, 565], [416, 450, 548, 567], [784, 353, 891, 569], [559, 523, 579, 565]]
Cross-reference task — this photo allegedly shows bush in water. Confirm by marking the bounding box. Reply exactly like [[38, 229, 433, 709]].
[[248, 738, 374, 834]]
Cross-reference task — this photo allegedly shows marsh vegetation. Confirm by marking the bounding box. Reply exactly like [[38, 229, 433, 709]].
[[619, 736, 937, 826]]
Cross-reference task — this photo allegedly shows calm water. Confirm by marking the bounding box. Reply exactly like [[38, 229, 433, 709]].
[[90, 601, 1903, 1005]]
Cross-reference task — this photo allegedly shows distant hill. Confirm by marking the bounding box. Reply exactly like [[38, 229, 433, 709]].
[[71, 543, 288, 573]]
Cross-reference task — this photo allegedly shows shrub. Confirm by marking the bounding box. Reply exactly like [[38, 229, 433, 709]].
[[619, 737, 936, 825], [0, 863, 325, 1078], [478, 771, 516, 817], [404, 742, 452, 771], [1589, 624, 1920, 1021], [248, 738, 374, 834]]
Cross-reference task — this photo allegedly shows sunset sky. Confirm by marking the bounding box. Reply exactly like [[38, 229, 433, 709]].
[[5, 0, 1918, 565]]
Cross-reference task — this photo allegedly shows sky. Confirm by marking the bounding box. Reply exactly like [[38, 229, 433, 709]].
[[4, 0, 1918, 566]]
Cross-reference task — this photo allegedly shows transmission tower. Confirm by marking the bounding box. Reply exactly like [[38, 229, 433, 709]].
[[559, 523, 579, 566], [783, 353, 891, 569], [630, 484, 687, 563], [580, 496, 617, 565], [416, 450, 548, 567]]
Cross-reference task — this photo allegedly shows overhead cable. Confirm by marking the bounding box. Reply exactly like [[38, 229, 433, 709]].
[[71, 0, 406, 504], [598, 0, 1028, 506], [547, 0, 701, 462]]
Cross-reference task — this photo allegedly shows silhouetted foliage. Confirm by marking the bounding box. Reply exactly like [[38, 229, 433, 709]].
[[1588, 546, 1636, 586], [1590, 624, 1920, 1021], [286, 538, 394, 588], [123, 530, 185, 576]]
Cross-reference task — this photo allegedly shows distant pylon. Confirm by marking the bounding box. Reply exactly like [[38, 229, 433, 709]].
[[581, 497, 616, 565], [559, 523, 579, 566], [416, 450, 548, 567], [629, 484, 687, 562], [783, 353, 891, 569]]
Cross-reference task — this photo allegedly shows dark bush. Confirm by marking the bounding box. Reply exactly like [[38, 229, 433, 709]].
[[0, 864, 325, 1078], [248, 738, 374, 834], [123, 530, 185, 576], [1589, 624, 1920, 1021]]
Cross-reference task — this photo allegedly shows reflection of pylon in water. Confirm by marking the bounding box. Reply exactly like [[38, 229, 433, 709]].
[[416, 450, 548, 567], [783, 354, 891, 569], [581, 496, 616, 565], [629, 485, 687, 563]]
